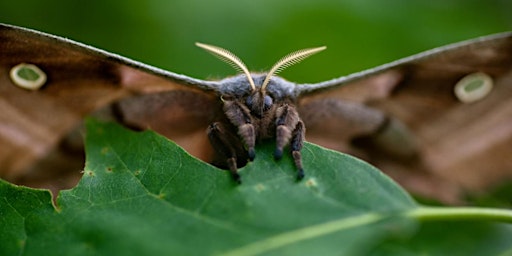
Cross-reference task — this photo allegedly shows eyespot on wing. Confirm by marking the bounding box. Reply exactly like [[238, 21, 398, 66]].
[[454, 72, 493, 103], [9, 63, 47, 90]]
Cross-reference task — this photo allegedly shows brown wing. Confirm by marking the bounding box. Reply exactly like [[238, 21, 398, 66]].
[[298, 32, 512, 202], [0, 23, 220, 193]]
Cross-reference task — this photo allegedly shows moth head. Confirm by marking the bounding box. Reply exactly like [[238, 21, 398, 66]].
[[196, 42, 326, 116], [245, 89, 273, 117]]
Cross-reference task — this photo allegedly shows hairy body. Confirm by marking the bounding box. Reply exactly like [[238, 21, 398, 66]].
[[195, 43, 325, 182], [207, 74, 306, 182]]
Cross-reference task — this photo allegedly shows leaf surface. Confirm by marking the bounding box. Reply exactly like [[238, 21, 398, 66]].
[[1, 120, 511, 255]]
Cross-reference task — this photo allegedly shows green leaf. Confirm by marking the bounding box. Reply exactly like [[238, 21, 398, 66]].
[[371, 221, 512, 256], [1, 120, 512, 255]]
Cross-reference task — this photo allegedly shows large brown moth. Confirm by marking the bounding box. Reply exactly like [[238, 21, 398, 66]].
[[1, 23, 511, 201]]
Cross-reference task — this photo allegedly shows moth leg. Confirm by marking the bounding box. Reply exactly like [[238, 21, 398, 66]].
[[290, 120, 306, 180], [223, 100, 256, 160], [207, 122, 245, 183], [275, 104, 300, 159]]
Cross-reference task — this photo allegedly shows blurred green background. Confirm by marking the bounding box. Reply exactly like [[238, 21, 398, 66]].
[[1, 0, 510, 83]]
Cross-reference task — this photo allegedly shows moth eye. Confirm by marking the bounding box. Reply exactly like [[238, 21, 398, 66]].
[[9, 63, 47, 90], [263, 95, 273, 110], [245, 95, 253, 106], [454, 72, 493, 103]]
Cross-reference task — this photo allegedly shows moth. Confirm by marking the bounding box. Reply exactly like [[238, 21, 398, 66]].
[[1, 23, 511, 201]]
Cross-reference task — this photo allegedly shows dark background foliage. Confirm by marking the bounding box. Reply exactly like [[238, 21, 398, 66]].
[[1, 0, 510, 83]]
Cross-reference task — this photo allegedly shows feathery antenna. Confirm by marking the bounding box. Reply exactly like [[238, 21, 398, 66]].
[[261, 46, 326, 91], [196, 42, 256, 91]]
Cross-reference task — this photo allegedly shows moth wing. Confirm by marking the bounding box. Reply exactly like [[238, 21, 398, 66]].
[[0, 23, 219, 187], [297, 32, 512, 201]]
